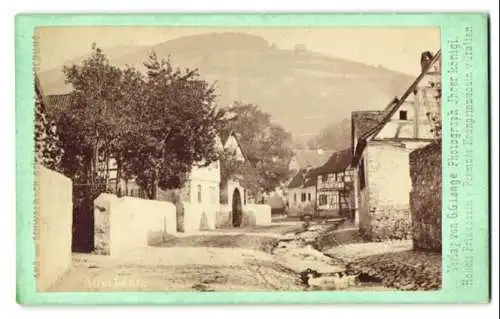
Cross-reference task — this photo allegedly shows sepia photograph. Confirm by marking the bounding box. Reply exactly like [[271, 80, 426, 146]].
[[34, 26, 442, 293]]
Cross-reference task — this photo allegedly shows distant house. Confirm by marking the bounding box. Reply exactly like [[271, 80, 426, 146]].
[[351, 50, 441, 241], [314, 148, 356, 221], [286, 166, 317, 217]]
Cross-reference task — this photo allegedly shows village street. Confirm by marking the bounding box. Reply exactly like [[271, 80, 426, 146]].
[[48, 222, 307, 292], [47, 219, 432, 292]]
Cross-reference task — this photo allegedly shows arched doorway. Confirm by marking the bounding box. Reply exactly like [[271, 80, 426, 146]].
[[232, 188, 243, 227]]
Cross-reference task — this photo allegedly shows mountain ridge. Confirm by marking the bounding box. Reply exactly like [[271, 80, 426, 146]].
[[37, 32, 416, 147]]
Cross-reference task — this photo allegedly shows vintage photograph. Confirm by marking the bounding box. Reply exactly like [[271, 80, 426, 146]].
[[34, 26, 442, 292]]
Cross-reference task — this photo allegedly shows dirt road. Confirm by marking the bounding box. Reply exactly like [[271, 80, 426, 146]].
[[49, 223, 305, 292]]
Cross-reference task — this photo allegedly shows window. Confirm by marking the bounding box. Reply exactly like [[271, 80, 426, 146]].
[[308, 193, 311, 201], [301, 193, 306, 202], [344, 171, 352, 182], [322, 175, 328, 182], [339, 191, 350, 209], [319, 194, 328, 206], [399, 110, 408, 120], [359, 159, 366, 190], [197, 184, 202, 203], [293, 193, 297, 202], [330, 192, 340, 209]]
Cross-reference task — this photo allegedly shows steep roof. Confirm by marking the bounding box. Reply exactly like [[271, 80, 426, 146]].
[[287, 169, 306, 188], [287, 167, 320, 189], [351, 110, 385, 151], [290, 149, 333, 170], [352, 49, 442, 164], [316, 148, 353, 175]]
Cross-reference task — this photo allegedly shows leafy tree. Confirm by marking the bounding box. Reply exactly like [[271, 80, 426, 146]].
[[55, 45, 225, 199], [222, 102, 293, 197], [122, 52, 225, 198], [57, 43, 124, 185]]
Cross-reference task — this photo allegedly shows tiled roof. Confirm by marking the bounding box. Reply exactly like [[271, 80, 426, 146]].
[[287, 170, 306, 188], [287, 167, 319, 188], [303, 169, 319, 187], [315, 148, 352, 175], [45, 93, 73, 117], [352, 49, 441, 163], [351, 110, 385, 148], [291, 149, 334, 170]]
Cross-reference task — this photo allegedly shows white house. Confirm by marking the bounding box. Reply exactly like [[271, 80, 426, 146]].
[[352, 50, 441, 241]]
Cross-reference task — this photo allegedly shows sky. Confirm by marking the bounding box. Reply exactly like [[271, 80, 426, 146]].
[[36, 27, 440, 76]]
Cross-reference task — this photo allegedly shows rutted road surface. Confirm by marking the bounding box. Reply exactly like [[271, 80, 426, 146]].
[[49, 221, 400, 292], [49, 222, 306, 292]]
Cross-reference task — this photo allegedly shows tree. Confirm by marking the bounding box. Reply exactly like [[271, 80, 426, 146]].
[[121, 52, 225, 198], [55, 45, 225, 199], [222, 102, 293, 197], [58, 43, 124, 186]]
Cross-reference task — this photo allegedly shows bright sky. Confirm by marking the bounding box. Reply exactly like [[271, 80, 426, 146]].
[[36, 27, 440, 76]]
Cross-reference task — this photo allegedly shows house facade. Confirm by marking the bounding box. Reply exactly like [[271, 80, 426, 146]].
[[95, 131, 247, 232], [218, 132, 247, 227], [285, 149, 333, 216], [286, 167, 317, 217], [315, 148, 356, 221], [352, 50, 441, 241]]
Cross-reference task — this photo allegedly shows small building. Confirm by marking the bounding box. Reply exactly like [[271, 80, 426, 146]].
[[286, 166, 317, 217], [315, 148, 356, 221], [351, 50, 441, 241], [217, 131, 248, 227]]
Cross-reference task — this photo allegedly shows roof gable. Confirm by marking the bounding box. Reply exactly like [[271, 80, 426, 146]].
[[223, 133, 246, 161], [352, 49, 441, 163], [316, 148, 353, 175], [287, 168, 318, 188], [287, 170, 305, 188]]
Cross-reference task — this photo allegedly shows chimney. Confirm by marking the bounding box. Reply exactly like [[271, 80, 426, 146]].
[[420, 51, 433, 72]]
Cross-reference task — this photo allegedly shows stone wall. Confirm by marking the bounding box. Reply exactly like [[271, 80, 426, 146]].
[[358, 142, 414, 241], [243, 204, 272, 226], [35, 165, 73, 291], [362, 206, 412, 241], [94, 194, 177, 256], [410, 140, 442, 251], [216, 204, 232, 228]]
